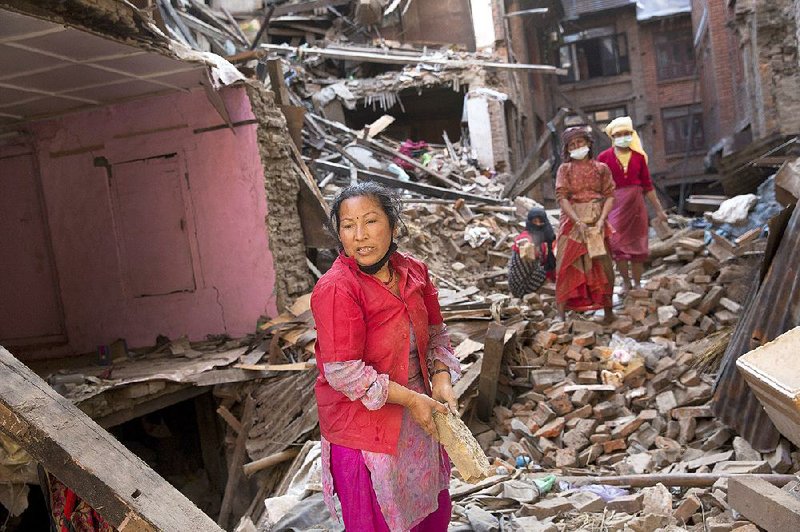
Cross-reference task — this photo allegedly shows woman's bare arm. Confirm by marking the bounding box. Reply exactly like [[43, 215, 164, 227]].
[[645, 189, 667, 220], [386, 381, 447, 438]]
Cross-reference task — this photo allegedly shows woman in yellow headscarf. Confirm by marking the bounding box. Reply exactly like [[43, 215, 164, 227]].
[[597, 117, 667, 293]]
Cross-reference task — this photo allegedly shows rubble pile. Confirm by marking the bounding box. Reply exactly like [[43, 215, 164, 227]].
[[399, 199, 528, 293], [442, 245, 800, 531], [613, 252, 759, 344]]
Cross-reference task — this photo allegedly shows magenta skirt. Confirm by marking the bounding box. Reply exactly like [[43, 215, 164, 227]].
[[608, 186, 649, 262], [330, 442, 451, 531]]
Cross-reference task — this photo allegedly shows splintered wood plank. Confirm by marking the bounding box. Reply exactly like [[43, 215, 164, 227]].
[[234, 361, 315, 371], [477, 323, 507, 421], [0, 347, 222, 532], [217, 395, 256, 529]]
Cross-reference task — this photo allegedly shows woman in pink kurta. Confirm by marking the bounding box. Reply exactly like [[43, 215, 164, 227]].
[[597, 116, 668, 293], [311, 182, 461, 531]]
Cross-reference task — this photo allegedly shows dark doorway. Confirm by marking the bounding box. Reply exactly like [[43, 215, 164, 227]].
[[344, 86, 465, 144]]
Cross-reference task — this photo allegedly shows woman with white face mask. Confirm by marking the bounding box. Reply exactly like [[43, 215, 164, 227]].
[[597, 116, 668, 294], [553, 126, 616, 323]]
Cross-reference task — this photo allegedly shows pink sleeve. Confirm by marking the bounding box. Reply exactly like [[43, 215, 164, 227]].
[[322, 360, 389, 411], [426, 323, 461, 383]]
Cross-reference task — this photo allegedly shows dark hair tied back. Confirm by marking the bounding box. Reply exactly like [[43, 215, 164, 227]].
[[327, 182, 406, 249]]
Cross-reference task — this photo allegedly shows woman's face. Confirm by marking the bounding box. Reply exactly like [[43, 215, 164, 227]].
[[567, 137, 589, 152], [338, 195, 394, 268], [611, 129, 633, 139]]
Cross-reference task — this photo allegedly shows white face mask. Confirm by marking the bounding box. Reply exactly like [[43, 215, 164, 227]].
[[569, 146, 590, 160], [614, 135, 633, 148]]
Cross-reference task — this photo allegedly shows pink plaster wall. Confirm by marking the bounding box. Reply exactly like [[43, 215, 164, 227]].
[[2, 86, 277, 354]]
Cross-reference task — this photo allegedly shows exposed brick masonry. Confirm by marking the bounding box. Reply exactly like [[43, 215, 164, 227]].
[[245, 83, 313, 310]]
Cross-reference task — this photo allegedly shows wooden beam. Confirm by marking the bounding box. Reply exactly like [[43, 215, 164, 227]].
[[509, 160, 552, 199], [249, 5, 275, 50], [195, 393, 227, 495], [557, 473, 798, 488], [187, 368, 272, 386], [266, 59, 289, 106], [503, 109, 564, 198], [252, 44, 568, 74], [504, 8, 549, 17], [272, 0, 351, 17], [477, 323, 509, 421], [158, 0, 200, 49], [729, 476, 800, 531], [0, 346, 222, 531], [234, 362, 315, 371], [314, 160, 506, 205], [242, 448, 300, 477], [216, 405, 243, 434], [217, 395, 256, 529]]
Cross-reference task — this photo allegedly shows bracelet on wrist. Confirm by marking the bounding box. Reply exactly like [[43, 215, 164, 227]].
[[430, 368, 450, 380]]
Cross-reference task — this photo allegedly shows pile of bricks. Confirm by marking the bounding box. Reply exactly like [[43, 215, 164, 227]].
[[612, 256, 758, 345], [449, 250, 800, 530]]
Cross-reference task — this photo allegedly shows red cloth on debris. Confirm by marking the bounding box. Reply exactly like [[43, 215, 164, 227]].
[[394, 139, 429, 170], [45, 473, 113, 532]]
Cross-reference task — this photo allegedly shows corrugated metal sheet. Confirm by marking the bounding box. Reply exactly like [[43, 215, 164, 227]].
[[637, 0, 691, 21], [560, 0, 635, 19], [712, 205, 800, 452]]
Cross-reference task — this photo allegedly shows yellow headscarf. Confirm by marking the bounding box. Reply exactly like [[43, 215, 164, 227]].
[[605, 116, 648, 163]]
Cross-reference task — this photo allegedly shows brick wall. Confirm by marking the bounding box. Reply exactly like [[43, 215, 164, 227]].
[[638, 15, 706, 179], [731, 0, 800, 139], [557, 9, 645, 135], [246, 84, 313, 309]]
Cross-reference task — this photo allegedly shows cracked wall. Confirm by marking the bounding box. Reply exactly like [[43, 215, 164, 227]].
[[0, 86, 279, 356], [245, 83, 313, 310]]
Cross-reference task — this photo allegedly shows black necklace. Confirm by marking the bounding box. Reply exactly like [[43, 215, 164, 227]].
[[381, 264, 395, 286]]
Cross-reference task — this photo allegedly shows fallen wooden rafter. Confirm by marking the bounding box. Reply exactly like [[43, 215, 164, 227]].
[[476, 323, 510, 421], [228, 44, 568, 75], [557, 473, 798, 488], [0, 346, 223, 531], [314, 160, 506, 205], [310, 112, 461, 189]]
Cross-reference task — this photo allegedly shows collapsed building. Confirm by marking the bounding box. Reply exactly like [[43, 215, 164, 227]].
[[0, 0, 323, 528], [2, 1, 800, 531]]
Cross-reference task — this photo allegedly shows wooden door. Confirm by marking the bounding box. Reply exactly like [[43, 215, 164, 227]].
[[111, 154, 196, 297]]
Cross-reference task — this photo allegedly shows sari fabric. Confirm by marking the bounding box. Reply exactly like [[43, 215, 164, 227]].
[[554, 161, 615, 311], [598, 148, 653, 262]]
